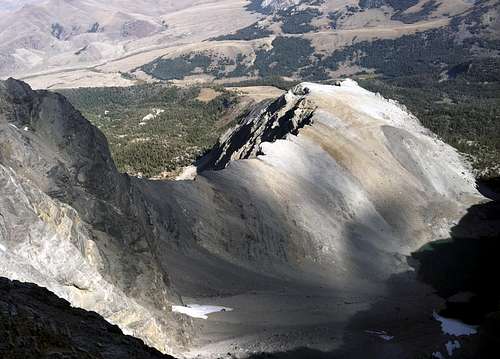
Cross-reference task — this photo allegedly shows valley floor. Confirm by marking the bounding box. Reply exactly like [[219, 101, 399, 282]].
[[178, 277, 460, 358]]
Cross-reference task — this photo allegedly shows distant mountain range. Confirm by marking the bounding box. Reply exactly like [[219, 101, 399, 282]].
[[0, 0, 497, 89], [0, 0, 258, 87]]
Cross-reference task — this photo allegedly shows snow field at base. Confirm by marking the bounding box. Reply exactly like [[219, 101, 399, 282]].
[[172, 304, 233, 319], [365, 329, 394, 341], [433, 311, 478, 336]]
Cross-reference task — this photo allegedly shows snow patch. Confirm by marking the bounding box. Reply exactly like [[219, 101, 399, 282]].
[[446, 340, 461, 356], [142, 113, 155, 121], [365, 330, 394, 341], [380, 334, 394, 341], [8, 123, 29, 132], [0, 243, 6, 252], [432, 352, 445, 359], [433, 311, 478, 336], [172, 304, 233, 319], [140, 108, 165, 125]]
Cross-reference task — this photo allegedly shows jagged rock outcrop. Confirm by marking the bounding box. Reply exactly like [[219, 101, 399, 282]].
[[0, 277, 176, 359], [201, 86, 315, 170]]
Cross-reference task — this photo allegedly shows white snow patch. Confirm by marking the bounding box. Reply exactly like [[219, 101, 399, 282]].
[[365, 330, 394, 341], [172, 304, 233, 319], [8, 123, 29, 132], [142, 113, 155, 121], [432, 352, 445, 359], [0, 243, 6, 252], [141, 108, 165, 124], [433, 311, 478, 336], [446, 340, 461, 356]]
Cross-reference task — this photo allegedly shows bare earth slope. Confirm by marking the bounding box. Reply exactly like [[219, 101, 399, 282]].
[[140, 81, 485, 357], [0, 78, 487, 357], [0, 0, 258, 87], [192, 80, 480, 271]]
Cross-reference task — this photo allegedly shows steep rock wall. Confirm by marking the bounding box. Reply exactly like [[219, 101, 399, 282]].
[[0, 78, 190, 354]]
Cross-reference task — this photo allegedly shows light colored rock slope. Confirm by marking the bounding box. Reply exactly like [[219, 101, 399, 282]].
[[151, 80, 481, 290], [138, 80, 485, 357]]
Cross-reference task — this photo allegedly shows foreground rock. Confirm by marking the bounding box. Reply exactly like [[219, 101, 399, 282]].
[[0, 277, 176, 359]]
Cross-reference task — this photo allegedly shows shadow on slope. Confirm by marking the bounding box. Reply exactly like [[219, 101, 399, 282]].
[[0, 277, 175, 359], [245, 180, 500, 358], [410, 178, 500, 357], [247, 347, 333, 358], [238, 210, 444, 358], [245, 270, 446, 358]]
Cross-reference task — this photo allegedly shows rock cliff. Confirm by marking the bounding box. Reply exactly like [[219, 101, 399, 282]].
[[0, 78, 189, 355]]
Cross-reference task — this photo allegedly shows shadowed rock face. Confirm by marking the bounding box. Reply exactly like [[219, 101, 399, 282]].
[[0, 277, 176, 359], [0, 78, 189, 355], [411, 180, 500, 357], [0, 78, 486, 357]]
